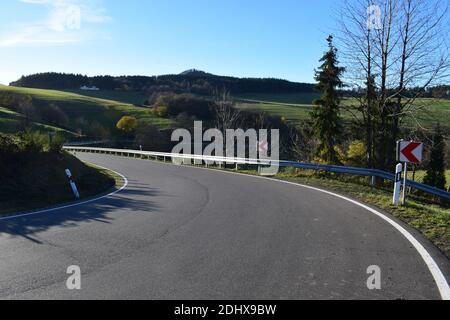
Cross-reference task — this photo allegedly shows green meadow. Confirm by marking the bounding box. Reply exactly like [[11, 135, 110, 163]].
[[0, 105, 78, 137], [0, 85, 171, 137], [235, 92, 321, 105], [235, 93, 450, 130]]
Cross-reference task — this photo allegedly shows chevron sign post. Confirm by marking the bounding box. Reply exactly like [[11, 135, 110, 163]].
[[396, 140, 423, 205], [397, 141, 423, 164]]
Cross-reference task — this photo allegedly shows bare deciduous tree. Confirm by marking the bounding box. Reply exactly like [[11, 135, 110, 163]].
[[214, 89, 242, 131], [336, 0, 450, 170]]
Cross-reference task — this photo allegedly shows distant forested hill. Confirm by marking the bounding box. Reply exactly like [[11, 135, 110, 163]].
[[10, 71, 315, 95]]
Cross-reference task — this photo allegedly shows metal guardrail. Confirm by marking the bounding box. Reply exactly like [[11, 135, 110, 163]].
[[63, 146, 450, 200]]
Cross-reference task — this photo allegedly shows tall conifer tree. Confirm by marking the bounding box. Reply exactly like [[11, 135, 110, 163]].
[[311, 35, 345, 164]]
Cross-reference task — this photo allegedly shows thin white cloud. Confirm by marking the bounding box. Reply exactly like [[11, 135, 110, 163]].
[[0, 0, 111, 47]]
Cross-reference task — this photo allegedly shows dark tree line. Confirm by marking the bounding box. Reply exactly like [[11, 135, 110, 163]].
[[10, 73, 117, 90], [10, 71, 315, 95], [342, 85, 450, 99]]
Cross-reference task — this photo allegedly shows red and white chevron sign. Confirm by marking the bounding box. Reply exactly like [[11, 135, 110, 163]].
[[397, 141, 423, 164]]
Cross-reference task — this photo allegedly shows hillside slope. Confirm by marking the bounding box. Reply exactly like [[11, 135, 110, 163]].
[[0, 134, 116, 215], [0, 85, 171, 138]]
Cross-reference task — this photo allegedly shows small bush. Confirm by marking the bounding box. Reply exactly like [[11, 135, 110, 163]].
[[152, 105, 168, 117], [19, 130, 47, 154], [0, 134, 19, 155], [116, 116, 138, 133], [313, 146, 346, 165], [345, 140, 366, 167], [49, 134, 64, 154]]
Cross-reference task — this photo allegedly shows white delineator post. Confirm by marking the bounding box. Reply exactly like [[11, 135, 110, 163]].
[[393, 163, 403, 206], [65, 169, 80, 199]]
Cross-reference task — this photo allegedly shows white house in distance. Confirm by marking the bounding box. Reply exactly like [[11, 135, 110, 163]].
[[80, 85, 100, 91]]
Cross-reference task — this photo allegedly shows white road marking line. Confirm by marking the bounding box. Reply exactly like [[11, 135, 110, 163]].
[[0, 163, 128, 221]]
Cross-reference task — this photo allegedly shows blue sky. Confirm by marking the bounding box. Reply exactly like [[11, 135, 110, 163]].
[[0, 0, 338, 85]]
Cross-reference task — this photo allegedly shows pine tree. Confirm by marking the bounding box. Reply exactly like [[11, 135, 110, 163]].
[[311, 35, 345, 164], [423, 125, 447, 190]]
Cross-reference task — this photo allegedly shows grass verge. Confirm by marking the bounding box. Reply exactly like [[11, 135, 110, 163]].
[[0, 152, 118, 216]]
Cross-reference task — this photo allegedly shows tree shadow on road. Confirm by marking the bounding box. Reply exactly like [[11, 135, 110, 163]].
[[0, 182, 162, 243]]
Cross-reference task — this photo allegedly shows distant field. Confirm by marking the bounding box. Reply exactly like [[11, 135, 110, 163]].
[[234, 92, 316, 125], [0, 85, 171, 137], [342, 98, 450, 131], [235, 93, 450, 130], [65, 89, 147, 105], [235, 92, 321, 105], [236, 101, 313, 124]]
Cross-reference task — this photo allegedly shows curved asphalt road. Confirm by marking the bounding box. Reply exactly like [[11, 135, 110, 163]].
[[0, 153, 449, 300]]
